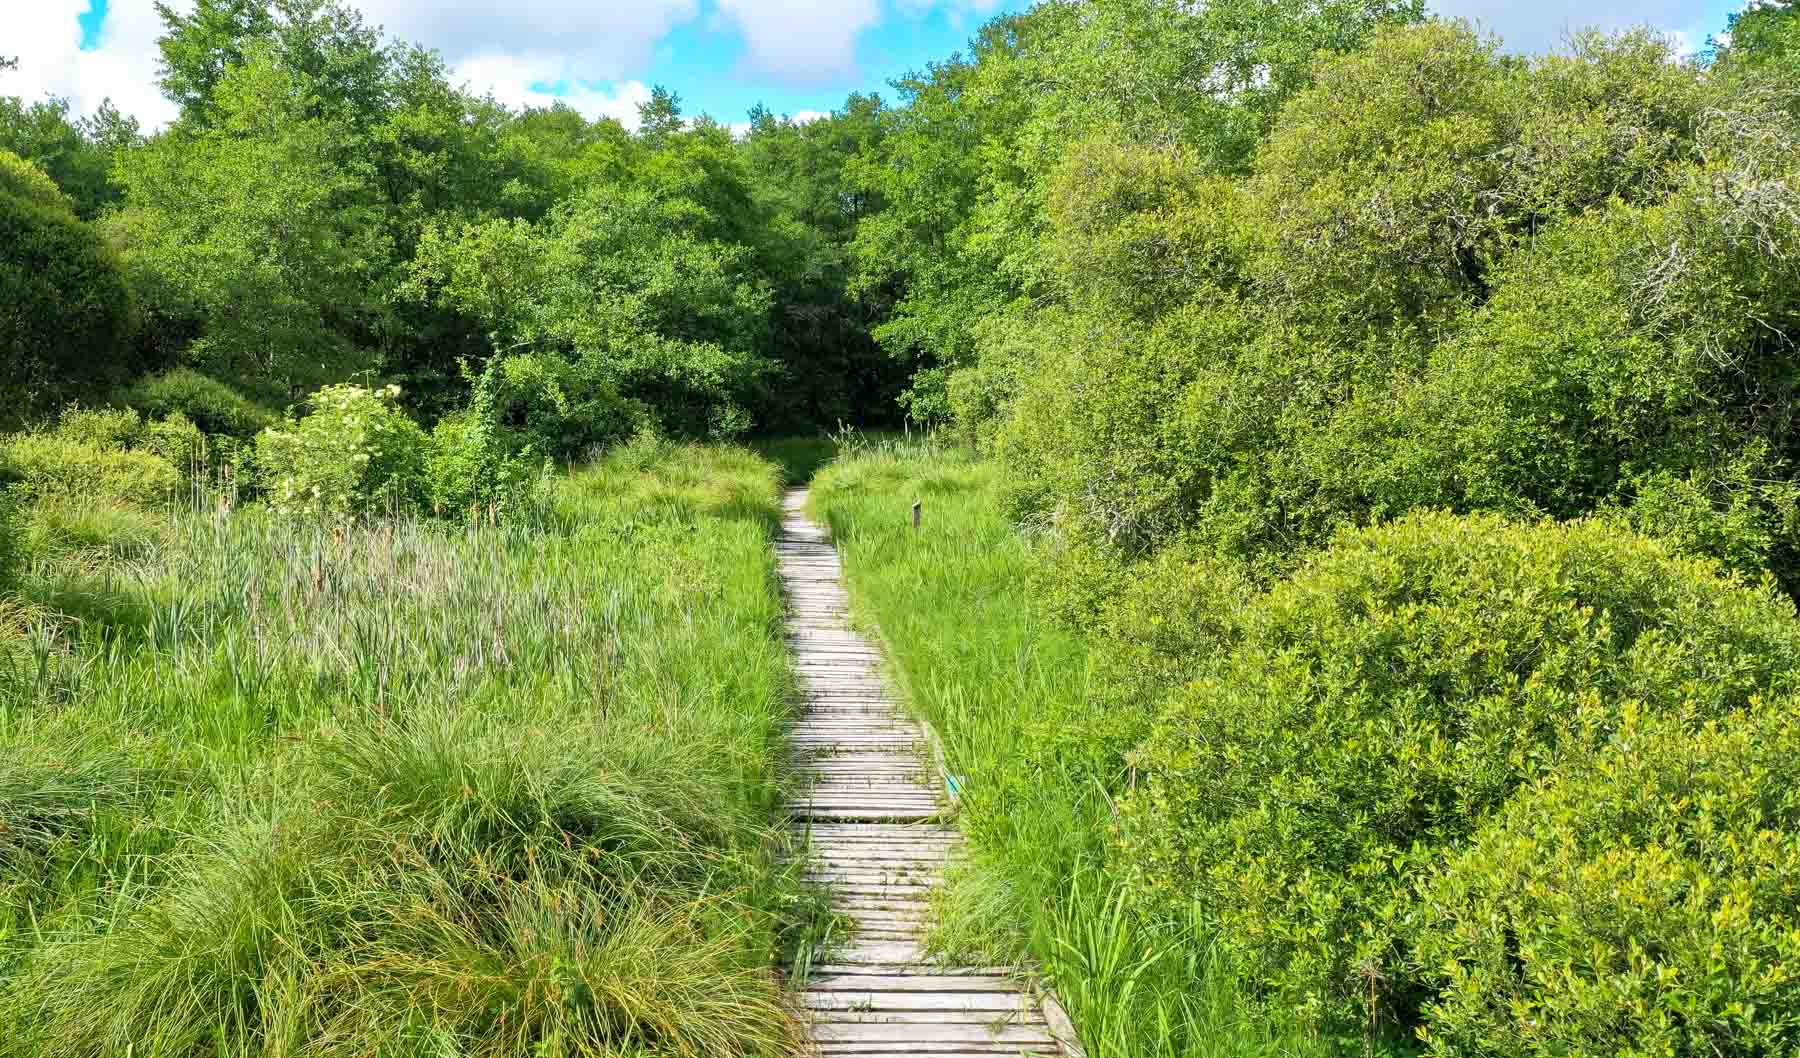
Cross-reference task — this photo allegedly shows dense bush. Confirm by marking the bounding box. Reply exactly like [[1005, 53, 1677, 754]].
[[988, 24, 1800, 601], [1413, 701, 1800, 1057], [425, 411, 545, 517], [470, 353, 648, 464], [1, 433, 181, 508], [254, 384, 429, 517], [117, 368, 277, 438], [0, 150, 135, 427], [1119, 512, 1800, 1036]]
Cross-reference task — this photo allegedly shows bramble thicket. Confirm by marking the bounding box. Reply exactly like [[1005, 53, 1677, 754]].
[[4, 1, 1800, 1055]]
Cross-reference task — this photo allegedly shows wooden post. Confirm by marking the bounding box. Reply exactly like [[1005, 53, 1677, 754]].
[[911, 500, 921, 530]]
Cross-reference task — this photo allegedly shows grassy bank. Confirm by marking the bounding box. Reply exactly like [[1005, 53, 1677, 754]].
[[809, 441, 1331, 1058], [0, 440, 816, 1057]]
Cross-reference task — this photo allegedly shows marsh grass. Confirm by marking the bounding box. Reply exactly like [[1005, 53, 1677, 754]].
[[0, 442, 818, 1057], [809, 442, 1333, 1058]]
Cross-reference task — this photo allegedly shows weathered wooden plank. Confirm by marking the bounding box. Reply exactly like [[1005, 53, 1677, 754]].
[[810, 1022, 1056, 1044], [780, 488, 1064, 1057]]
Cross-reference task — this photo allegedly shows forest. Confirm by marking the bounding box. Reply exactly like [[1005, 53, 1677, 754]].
[[4, 0, 1800, 1055]]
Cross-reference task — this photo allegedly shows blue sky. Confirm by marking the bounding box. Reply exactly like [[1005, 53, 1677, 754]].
[[9, 0, 1757, 132]]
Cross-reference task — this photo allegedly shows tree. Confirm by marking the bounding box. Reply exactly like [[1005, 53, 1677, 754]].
[[1710, 0, 1799, 80], [0, 151, 134, 425], [154, 0, 277, 124], [0, 95, 128, 218], [108, 49, 389, 402]]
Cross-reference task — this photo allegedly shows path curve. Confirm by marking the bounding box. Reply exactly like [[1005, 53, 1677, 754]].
[[779, 487, 1064, 1057]]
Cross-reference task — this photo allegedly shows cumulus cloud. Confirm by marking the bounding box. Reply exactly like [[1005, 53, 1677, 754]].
[[356, 0, 696, 82], [1, 0, 178, 128], [1433, 0, 1711, 56], [714, 0, 883, 79], [452, 54, 653, 126]]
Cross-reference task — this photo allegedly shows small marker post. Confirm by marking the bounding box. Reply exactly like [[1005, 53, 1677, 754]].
[[912, 500, 921, 530]]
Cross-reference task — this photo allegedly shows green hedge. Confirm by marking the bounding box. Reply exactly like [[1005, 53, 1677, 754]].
[[1119, 512, 1800, 1036]]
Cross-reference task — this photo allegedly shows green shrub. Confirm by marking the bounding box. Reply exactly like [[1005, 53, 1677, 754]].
[[0, 150, 134, 428], [473, 352, 648, 464], [255, 384, 429, 517], [1119, 512, 1800, 1037], [425, 410, 545, 517], [51, 406, 146, 451], [1, 434, 180, 507], [1415, 701, 1800, 1057], [0, 150, 71, 210], [117, 368, 277, 438]]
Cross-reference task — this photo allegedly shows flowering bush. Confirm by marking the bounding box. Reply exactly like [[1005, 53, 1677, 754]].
[[254, 384, 429, 516]]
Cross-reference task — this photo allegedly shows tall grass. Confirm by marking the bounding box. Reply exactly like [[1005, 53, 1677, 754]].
[[809, 441, 1335, 1058], [0, 441, 816, 1057]]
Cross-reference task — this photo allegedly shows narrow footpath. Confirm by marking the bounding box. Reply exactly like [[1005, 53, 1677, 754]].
[[778, 488, 1065, 1057]]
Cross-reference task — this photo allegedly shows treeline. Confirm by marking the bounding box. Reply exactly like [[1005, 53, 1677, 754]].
[[2, 0, 907, 467]]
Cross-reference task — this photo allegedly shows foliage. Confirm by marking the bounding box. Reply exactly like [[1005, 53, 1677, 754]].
[[407, 156, 774, 439], [0, 151, 135, 429], [0, 435, 181, 509], [848, 0, 1423, 419], [987, 22, 1800, 598], [254, 383, 429, 516], [424, 410, 545, 517], [0, 95, 137, 217], [1119, 512, 1800, 1037], [1711, 0, 1800, 83], [1414, 700, 1800, 1057], [107, 49, 388, 403], [116, 368, 277, 439]]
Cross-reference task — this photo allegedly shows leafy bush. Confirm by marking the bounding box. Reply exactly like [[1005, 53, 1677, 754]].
[[117, 368, 277, 438], [50, 406, 148, 450], [425, 411, 545, 517], [1, 434, 181, 507], [0, 149, 73, 210], [254, 384, 429, 517], [1415, 701, 1800, 1057], [0, 150, 134, 427], [1118, 512, 1800, 1037], [472, 352, 647, 464]]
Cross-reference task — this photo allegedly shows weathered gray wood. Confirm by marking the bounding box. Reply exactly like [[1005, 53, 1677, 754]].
[[778, 487, 1068, 1057]]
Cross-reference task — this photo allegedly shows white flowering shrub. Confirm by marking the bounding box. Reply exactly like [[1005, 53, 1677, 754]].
[[254, 384, 429, 516]]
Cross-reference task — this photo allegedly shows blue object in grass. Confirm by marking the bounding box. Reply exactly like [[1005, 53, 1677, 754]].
[[944, 773, 963, 800]]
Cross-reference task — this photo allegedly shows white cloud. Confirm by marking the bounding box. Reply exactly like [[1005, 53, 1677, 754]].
[[452, 54, 652, 127], [1432, 0, 1710, 56], [895, 0, 1005, 19], [714, 0, 882, 78], [1, 0, 178, 129], [356, 0, 696, 83]]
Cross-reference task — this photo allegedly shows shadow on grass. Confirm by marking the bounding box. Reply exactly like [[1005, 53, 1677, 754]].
[[748, 437, 839, 488]]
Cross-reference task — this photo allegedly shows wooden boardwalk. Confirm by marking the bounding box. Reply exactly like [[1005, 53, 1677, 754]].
[[778, 488, 1065, 1058]]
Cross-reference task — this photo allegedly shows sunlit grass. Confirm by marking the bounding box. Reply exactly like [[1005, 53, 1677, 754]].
[[0, 440, 818, 1057], [809, 441, 1336, 1058]]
